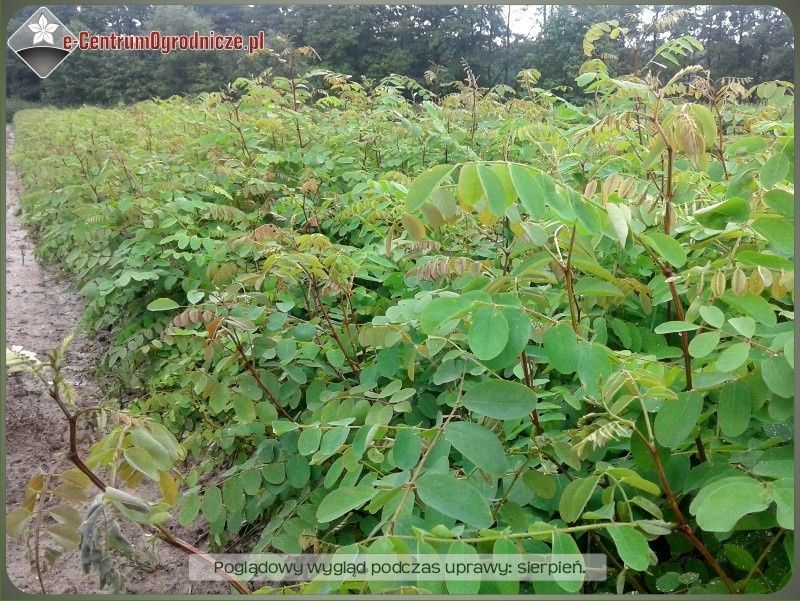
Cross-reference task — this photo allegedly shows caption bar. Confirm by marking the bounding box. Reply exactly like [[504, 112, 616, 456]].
[[189, 553, 607, 582]]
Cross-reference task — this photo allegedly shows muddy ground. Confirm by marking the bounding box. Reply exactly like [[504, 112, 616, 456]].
[[4, 126, 227, 595]]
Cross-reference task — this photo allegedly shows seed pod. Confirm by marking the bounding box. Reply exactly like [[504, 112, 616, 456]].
[[711, 271, 726, 297], [601, 174, 619, 202], [757, 266, 773, 287], [779, 269, 793, 293], [584, 180, 598, 198], [747, 269, 765, 295], [618, 177, 636, 199], [772, 277, 787, 298], [731, 267, 747, 296]]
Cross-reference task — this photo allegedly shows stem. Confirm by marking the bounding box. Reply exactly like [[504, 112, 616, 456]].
[[637, 235, 706, 461], [42, 361, 251, 594], [590, 531, 646, 594], [742, 530, 784, 590], [385, 379, 463, 535], [639, 431, 736, 594], [562, 225, 579, 334], [305, 272, 361, 376], [521, 354, 543, 435], [227, 330, 292, 419], [362, 520, 660, 547], [664, 147, 674, 235]]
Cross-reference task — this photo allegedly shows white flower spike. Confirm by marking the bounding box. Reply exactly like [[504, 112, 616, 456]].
[[27, 14, 58, 45]]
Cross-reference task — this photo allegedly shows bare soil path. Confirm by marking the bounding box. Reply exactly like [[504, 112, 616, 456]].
[[4, 125, 223, 595]]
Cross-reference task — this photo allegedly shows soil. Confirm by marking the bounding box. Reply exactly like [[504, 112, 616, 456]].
[[4, 125, 226, 595]]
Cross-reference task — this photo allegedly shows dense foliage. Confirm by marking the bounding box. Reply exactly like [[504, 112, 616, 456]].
[[6, 4, 793, 113], [8, 16, 795, 595]]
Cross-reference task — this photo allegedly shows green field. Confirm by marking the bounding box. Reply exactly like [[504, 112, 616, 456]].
[[8, 27, 795, 595]]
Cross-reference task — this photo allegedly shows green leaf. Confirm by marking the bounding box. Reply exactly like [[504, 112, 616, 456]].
[[654, 391, 703, 449], [761, 355, 793, 398], [551, 532, 584, 592], [393, 428, 422, 470], [689, 476, 770, 532], [316, 485, 376, 523], [752, 216, 794, 256], [406, 164, 456, 211], [769, 479, 793, 529], [319, 426, 349, 455], [719, 292, 776, 326], [763, 189, 794, 217], [573, 277, 624, 297], [569, 189, 601, 235], [718, 381, 751, 438], [416, 472, 493, 529], [240, 469, 262, 495], [699, 305, 725, 328], [724, 543, 756, 571], [446, 541, 480, 595], [735, 250, 793, 271], [714, 342, 750, 372], [641, 232, 687, 268], [468, 306, 509, 361], [286, 455, 311, 488], [201, 485, 222, 523], [543, 323, 579, 374], [606, 203, 629, 245], [178, 493, 201, 526], [222, 476, 245, 513], [146, 298, 179, 311], [759, 152, 790, 189], [298, 425, 322, 455], [728, 316, 755, 338], [420, 295, 471, 334], [508, 164, 544, 219], [123, 447, 160, 481], [520, 170, 574, 220], [483, 305, 531, 371], [694, 197, 750, 230], [607, 525, 650, 571], [522, 471, 557, 499], [558, 475, 600, 523], [653, 321, 701, 334], [688, 331, 720, 358], [726, 135, 767, 155], [444, 421, 507, 477], [493, 538, 520, 594], [462, 379, 537, 420], [477, 164, 507, 216], [457, 163, 482, 207]]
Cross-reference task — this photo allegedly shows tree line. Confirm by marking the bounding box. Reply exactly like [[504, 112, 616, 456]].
[[6, 4, 794, 111]]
